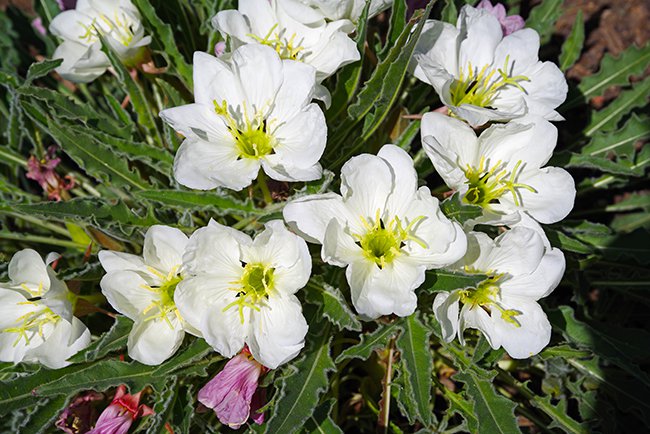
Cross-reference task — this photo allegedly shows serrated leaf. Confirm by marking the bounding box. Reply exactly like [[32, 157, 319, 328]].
[[395, 313, 433, 426], [303, 399, 343, 434], [582, 114, 649, 159], [264, 321, 335, 434], [556, 151, 643, 176], [14, 396, 68, 434], [134, 189, 267, 215], [336, 320, 403, 363], [68, 316, 132, 363], [559, 10, 584, 71], [304, 277, 361, 332], [606, 192, 650, 212], [379, 0, 407, 60], [454, 369, 522, 434], [440, 193, 483, 224], [25, 59, 62, 83], [145, 376, 178, 434], [526, 0, 563, 44], [424, 269, 489, 293]]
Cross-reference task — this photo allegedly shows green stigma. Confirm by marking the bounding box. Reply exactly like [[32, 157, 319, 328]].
[[459, 273, 522, 327], [141, 267, 184, 328], [449, 56, 529, 108], [353, 210, 427, 269], [462, 158, 536, 208], [214, 100, 275, 160], [224, 263, 275, 324]]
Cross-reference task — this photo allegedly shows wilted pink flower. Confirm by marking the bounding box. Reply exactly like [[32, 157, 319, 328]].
[[198, 349, 267, 429], [87, 386, 154, 434], [32, 17, 47, 35], [476, 0, 525, 35], [56, 391, 105, 434], [214, 41, 227, 57], [26, 146, 74, 201]]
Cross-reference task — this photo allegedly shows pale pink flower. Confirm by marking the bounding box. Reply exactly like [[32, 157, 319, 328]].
[[476, 0, 525, 35], [198, 349, 267, 429], [87, 386, 154, 434], [26, 146, 74, 201]]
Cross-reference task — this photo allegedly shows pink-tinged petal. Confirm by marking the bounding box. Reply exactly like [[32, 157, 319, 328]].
[[198, 353, 264, 429], [250, 388, 266, 425], [87, 404, 132, 434]]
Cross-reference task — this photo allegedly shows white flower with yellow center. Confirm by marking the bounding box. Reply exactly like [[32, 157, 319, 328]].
[[174, 220, 310, 370], [0, 249, 90, 369], [212, 0, 360, 81], [433, 227, 565, 358], [159, 44, 327, 191], [99, 225, 191, 366], [413, 4, 567, 127], [49, 0, 152, 83], [421, 112, 575, 228], [283, 145, 467, 319]]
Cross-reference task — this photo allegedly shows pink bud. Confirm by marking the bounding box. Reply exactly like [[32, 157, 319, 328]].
[[476, 0, 525, 35], [87, 386, 154, 434], [214, 41, 227, 57], [26, 146, 75, 201], [198, 350, 267, 429]]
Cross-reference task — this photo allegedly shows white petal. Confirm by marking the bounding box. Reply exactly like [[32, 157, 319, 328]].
[[303, 23, 360, 80], [502, 247, 565, 300], [182, 225, 244, 278], [432, 291, 461, 342], [159, 103, 232, 143], [98, 250, 148, 274], [271, 60, 317, 120], [8, 249, 49, 294], [283, 192, 350, 243], [460, 304, 500, 349], [491, 298, 551, 358], [492, 29, 540, 76], [24, 317, 90, 369], [261, 159, 323, 182], [52, 41, 108, 83], [232, 44, 283, 115], [474, 227, 546, 276], [0, 287, 33, 330], [322, 219, 364, 267], [143, 226, 188, 273], [520, 61, 568, 118], [340, 154, 392, 219], [100, 271, 157, 319], [127, 317, 185, 365], [270, 104, 326, 169], [413, 20, 459, 86], [248, 294, 308, 369], [457, 7, 502, 69], [378, 145, 418, 216], [192, 51, 244, 107]]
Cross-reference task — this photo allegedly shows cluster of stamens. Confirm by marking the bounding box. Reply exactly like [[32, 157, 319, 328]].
[[248, 24, 305, 60], [458, 272, 521, 326], [139, 266, 183, 329], [352, 210, 427, 269], [463, 158, 536, 207], [224, 263, 275, 324], [213, 100, 275, 160], [449, 56, 529, 108], [3, 303, 61, 346], [78, 12, 135, 47]]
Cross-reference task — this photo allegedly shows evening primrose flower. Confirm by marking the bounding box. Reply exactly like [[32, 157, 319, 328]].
[[175, 220, 310, 369], [421, 112, 575, 228], [87, 385, 154, 434], [159, 44, 326, 191], [433, 227, 565, 358], [49, 0, 151, 83], [0, 249, 90, 369], [283, 145, 467, 319], [99, 225, 191, 366], [212, 0, 359, 81], [413, 4, 567, 126]]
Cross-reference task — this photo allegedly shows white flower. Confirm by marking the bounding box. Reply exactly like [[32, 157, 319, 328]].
[[433, 227, 564, 358], [212, 0, 360, 81], [283, 145, 467, 319], [160, 44, 327, 191], [297, 0, 393, 23], [49, 0, 152, 83], [174, 220, 310, 369], [0, 249, 90, 369], [421, 112, 575, 228], [99, 225, 192, 366], [412, 4, 567, 126]]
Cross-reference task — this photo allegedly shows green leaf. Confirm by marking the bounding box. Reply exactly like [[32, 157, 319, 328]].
[[606, 191, 650, 212], [336, 320, 403, 363], [68, 316, 132, 363], [584, 77, 650, 136], [302, 400, 343, 434], [441, 0, 458, 24], [304, 276, 361, 332], [440, 193, 483, 224], [424, 270, 489, 293], [556, 151, 644, 177], [134, 189, 265, 215], [25, 59, 62, 83], [0, 146, 25, 168], [559, 10, 584, 71], [145, 376, 178, 434], [454, 369, 522, 434], [15, 396, 68, 434], [395, 313, 433, 426], [526, 0, 563, 44], [529, 394, 588, 434], [582, 114, 649, 159], [264, 320, 335, 434], [379, 0, 407, 60]]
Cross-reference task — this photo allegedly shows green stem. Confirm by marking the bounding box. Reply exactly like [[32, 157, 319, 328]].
[[4, 212, 70, 237], [257, 170, 273, 205], [0, 232, 86, 249]]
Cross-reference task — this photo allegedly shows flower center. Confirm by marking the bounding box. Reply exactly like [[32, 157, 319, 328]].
[[214, 100, 275, 160], [459, 273, 521, 326], [78, 12, 135, 47], [449, 56, 529, 108], [140, 267, 183, 328], [2, 303, 61, 346], [248, 24, 305, 60], [462, 158, 536, 208], [352, 210, 426, 269], [224, 263, 275, 323]]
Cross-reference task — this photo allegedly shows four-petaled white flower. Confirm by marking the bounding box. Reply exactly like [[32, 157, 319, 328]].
[[0, 249, 90, 369], [421, 112, 575, 229], [433, 227, 564, 358], [212, 0, 360, 82], [50, 0, 152, 83], [283, 145, 467, 319], [99, 225, 192, 365], [297, 0, 393, 23], [413, 4, 567, 126], [174, 220, 310, 369], [160, 44, 327, 191]]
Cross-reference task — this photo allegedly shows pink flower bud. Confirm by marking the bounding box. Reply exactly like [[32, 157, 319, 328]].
[[476, 0, 525, 35], [26, 146, 75, 201], [198, 349, 267, 429], [214, 41, 227, 57], [87, 386, 154, 434]]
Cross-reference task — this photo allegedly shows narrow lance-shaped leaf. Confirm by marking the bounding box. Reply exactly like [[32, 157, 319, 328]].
[[304, 276, 362, 332], [336, 319, 404, 363], [559, 10, 584, 71], [68, 316, 133, 363]]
